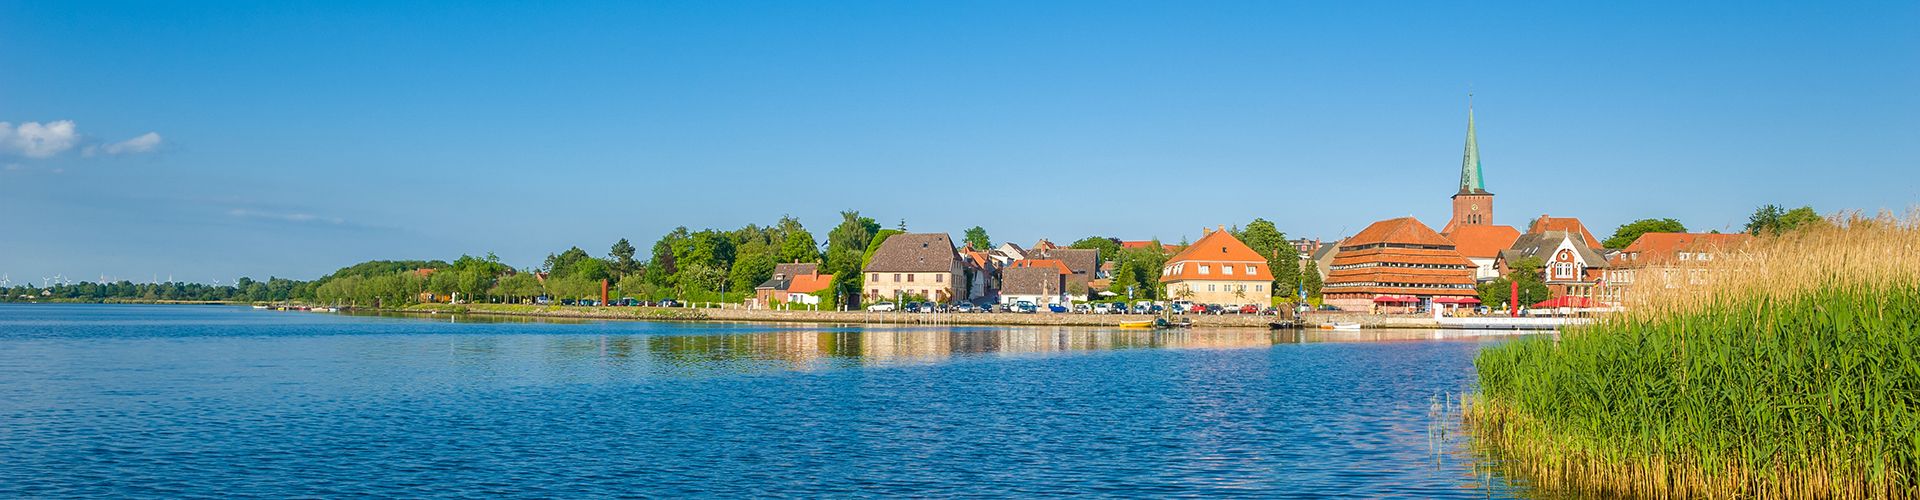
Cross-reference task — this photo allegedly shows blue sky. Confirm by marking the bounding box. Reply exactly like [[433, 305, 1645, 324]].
[[2, 1, 1915, 283]]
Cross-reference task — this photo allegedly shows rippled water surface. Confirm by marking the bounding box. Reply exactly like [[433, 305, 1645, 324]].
[[0, 304, 1534, 497]]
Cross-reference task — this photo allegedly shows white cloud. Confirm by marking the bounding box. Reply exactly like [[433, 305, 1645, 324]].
[[0, 120, 80, 158], [103, 132, 163, 155], [228, 208, 346, 225]]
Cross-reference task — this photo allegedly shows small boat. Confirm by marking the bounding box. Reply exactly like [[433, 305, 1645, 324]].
[[1152, 317, 1194, 330], [1117, 320, 1155, 329], [1318, 322, 1362, 331], [1268, 320, 1304, 330], [251, 304, 268, 309]]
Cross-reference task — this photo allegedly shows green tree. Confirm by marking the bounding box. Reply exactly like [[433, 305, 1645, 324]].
[[1234, 218, 1301, 301], [609, 239, 638, 276], [491, 273, 543, 303], [822, 211, 880, 308], [728, 252, 777, 294], [1478, 256, 1552, 310], [1604, 218, 1688, 249], [567, 258, 613, 282], [1069, 236, 1122, 268], [964, 226, 992, 250], [1745, 204, 1824, 236], [775, 216, 820, 263]]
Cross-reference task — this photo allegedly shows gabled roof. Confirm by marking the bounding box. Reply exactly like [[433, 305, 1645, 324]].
[[1444, 224, 1521, 259], [771, 262, 818, 279], [1000, 266, 1066, 296], [1526, 215, 1602, 248], [1161, 228, 1274, 283], [787, 273, 834, 294], [1612, 232, 1753, 267], [1342, 217, 1456, 248], [1120, 240, 1180, 252], [863, 233, 960, 273], [1500, 231, 1609, 268], [1006, 259, 1071, 275], [1030, 247, 1096, 276]]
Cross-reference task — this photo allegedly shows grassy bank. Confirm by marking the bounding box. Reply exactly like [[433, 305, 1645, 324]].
[[1466, 212, 1920, 498]]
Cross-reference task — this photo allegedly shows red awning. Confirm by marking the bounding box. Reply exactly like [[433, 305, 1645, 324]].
[[1532, 296, 1606, 308], [1372, 295, 1418, 303], [1433, 297, 1481, 304]]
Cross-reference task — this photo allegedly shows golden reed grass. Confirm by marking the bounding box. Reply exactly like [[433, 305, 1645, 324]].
[[1465, 209, 1920, 499]]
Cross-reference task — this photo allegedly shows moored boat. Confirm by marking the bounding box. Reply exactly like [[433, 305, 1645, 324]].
[[1318, 322, 1362, 331]]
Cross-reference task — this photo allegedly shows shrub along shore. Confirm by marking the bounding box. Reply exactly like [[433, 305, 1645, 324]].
[[1464, 212, 1920, 498]]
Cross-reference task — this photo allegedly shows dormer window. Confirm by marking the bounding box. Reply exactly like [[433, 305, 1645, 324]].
[[1222, 265, 1233, 275], [1198, 265, 1210, 275], [1246, 265, 1257, 274]]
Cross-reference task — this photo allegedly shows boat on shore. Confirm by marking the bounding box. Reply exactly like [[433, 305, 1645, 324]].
[[1117, 320, 1154, 329], [1318, 322, 1362, 331]]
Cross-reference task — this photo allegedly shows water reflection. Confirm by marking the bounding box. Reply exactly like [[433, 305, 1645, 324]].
[[455, 326, 1538, 378]]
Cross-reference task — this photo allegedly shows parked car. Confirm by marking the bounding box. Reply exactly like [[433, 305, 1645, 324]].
[[1204, 304, 1224, 315], [658, 298, 680, 308], [868, 302, 897, 312], [1014, 301, 1037, 313], [1239, 304, 1260, 314], [954, 303, 976, 313], [1260, 306, 1281, 315], [1078, 303, 1096, 314], [1318, 304, 1340, 311], [1047, 303, 1068, 313], [1187, 303, 1208, 314]]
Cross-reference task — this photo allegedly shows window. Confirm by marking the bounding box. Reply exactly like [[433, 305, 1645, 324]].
[[1208, 284, 1216, 291], [935, 274, 943, 283], [1247, 265, 1257, 274], [1554, 262, 1574, 279], [870, 273, 879, 282], [893, 273, 901, 282], [907, 274, 915, 282], [1199, 265, 1210, 275], [1255, 284, 1264, 292], [1222, 265, 1234, 275], [870, 289, 878, 296]]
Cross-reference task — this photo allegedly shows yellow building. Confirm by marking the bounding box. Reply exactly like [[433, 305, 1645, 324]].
[[1159, 227, 1274, 307]]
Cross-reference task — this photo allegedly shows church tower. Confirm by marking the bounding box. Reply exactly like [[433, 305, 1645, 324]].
[[1442, 99, 1492, 234]]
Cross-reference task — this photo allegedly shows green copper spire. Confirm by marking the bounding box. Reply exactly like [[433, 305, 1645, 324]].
[[1458, 98, 1484, 193]]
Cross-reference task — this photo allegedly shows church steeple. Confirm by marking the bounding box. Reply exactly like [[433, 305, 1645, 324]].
[[1443, 96, 1493, 234], [1458, 97, 1485, 194]]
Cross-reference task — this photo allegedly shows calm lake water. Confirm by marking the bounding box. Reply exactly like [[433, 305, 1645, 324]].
[[0, 304, 1536, 497]]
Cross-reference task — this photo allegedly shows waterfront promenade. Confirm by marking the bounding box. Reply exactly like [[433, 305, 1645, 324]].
[[395, 303, 1457, 329]]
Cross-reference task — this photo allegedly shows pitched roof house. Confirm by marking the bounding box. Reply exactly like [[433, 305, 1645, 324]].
[[1525, 215, 1603, 249], [1000, 259, 1071, 306], [1159, 227, 1274, 307], [755, 262, 833, 307], [1605, 232, 1753, 293], [1443, 224, 1521, 281], [1028, 247, 1098, 298], [1497, 230, 1610, 299], [1322, 217, 1477, 311], [862, 233, 966, 303]]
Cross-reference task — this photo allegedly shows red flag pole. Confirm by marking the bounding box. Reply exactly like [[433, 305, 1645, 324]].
[[1510, 279, 1520, 317]]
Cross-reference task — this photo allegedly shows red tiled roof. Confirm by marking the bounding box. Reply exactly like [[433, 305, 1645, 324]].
[[1527, 215, 1602, 248], [1343, 217, 1457, 248], [787, 273, 834, 294], [1120, 240, 1180, 252], [1007, 259, 1071, 275], [1611, 232, 1753, 267], [1443, 224, 1521, 259], [1325, 217, 1475, 296], [1160, 228, 1273, 283]]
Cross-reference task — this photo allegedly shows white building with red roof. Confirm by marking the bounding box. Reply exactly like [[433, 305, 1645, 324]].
[[1159, 227, 1274, 307]]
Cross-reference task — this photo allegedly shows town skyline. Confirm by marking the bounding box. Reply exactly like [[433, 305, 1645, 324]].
[[4, 1, 1915, 282]]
